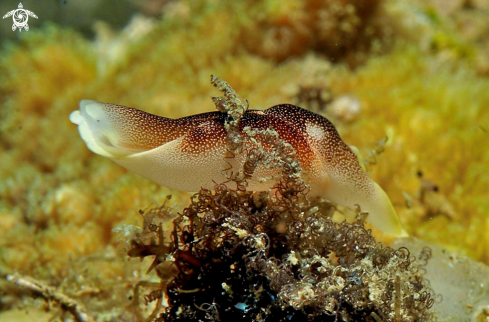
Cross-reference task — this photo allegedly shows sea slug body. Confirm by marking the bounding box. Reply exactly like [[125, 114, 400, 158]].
[[70, 100, 406, 236]]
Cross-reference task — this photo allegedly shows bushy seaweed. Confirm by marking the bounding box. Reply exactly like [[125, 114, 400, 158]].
[[129, 185, 435, 321]]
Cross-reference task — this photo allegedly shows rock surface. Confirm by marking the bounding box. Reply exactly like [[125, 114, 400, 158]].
[[393, 237, 489, 322]]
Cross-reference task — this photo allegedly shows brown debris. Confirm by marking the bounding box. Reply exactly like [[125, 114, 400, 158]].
[[6, 273, 95, 322]]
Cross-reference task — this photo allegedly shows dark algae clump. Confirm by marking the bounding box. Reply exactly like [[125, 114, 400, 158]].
[[127, 77, 436, 322], [129, 187, 435, 321]]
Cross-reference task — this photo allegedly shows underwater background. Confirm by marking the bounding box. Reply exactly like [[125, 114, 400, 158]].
[[1, 0, 489, 321]]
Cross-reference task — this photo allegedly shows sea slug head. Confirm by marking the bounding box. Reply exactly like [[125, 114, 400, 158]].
[[69, 100, 232, 191]]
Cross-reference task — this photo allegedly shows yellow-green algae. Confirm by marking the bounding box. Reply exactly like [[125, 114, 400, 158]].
[[0, 0, 488, 320], [328, 46, 489, 262]]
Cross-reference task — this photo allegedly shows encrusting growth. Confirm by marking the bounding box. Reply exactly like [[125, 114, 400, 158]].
[[70, 76, 406, 236]]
